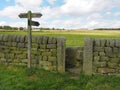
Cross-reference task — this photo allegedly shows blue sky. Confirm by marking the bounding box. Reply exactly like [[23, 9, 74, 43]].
[[0, 0, 120, 29]]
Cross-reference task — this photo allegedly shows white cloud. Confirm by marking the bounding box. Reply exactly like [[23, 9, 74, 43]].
[[105, 12, 112, 16], [114, 12, 120, 17], [48, 0, 56, 5], [87, 13, 103, 21], [0, 21, 7, 26], [0, 5, 25, 18], [15, 0, 43, 9], [9, 22, 26, 27], [0, 0, 120, 29], [61, 0, 113, 16], [40, 6, 62, 20]]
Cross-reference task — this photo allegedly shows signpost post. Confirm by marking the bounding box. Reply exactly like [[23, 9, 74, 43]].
[[19, 11, 42, 68]]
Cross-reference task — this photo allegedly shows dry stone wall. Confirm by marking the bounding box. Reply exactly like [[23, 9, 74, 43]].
[[0, 34, 66, 73], [84, 38, 120, 75], [93, 39, 120, 75]]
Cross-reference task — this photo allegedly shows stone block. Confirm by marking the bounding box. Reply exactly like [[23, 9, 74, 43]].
[[105, 47, 112, 54], [51, 49, 57, 56], [94, 61, 106, 67], [0, 53, 4, 58], [41, 61, 52, 66], [94, 47, 104, 52], [40, 44, 46, 49], [98, 68, 115, 74], [42, 52, 51, 56], [76, 51, 83, 60], [110, 58, 120, 63], [115, 39, 120, 47], [32, 43, 38, 48], [42, 36, 48, 44], [12, 42, 17, 47], [117, 52, 120, 57], [14, 59, 20, 63], [38, 36, 43, 44], [48, 37, 57, 44], [42, 56, 48, 61], [8, 42, 12, 46], [17, 43, 25, 48], [32, 36, 38, 43], [0, 34, 4, 41], [7, 59, 13, 63], [109, 39, 115, 47], [93, 52, 99, 56], [25, 36, 28, 43], [94, 39, 101, 46], [94, 56, 100, 62], [12, 35, 17, 42], [47, 44, 57, 49], [8, 35, 13, 42], [5, 54, 14, 59], [48, 56, 57, 61], [101, 39, 106, 47], [108, 53, 117, 58], [3, 35, 9, 42], [100, 56, 109, 61], [113, 47, 119, 53], [99, 52, 105, 56], [16, 35, 21, 42], [106, 40, 110, 46], [108, 62, 118, 68], [19, 35, 25, 42], [21, 59, 28, 64]]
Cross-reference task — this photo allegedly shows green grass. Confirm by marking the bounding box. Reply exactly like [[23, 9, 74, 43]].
[[0, 64, 120, 90], [0, 30, 120, 46]]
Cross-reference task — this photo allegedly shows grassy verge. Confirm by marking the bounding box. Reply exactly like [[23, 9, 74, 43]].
[[0, 64, 120, 90]]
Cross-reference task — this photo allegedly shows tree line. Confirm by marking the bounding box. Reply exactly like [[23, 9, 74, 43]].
[[0, 26, 24, 30], [94, 28, 120, 30], [0, 25, 65, 31]]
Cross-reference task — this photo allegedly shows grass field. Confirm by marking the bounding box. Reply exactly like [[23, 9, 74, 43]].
[[0, 30, 120, 90], [0, 30, 120, 46], [0, 64, 120, 90]]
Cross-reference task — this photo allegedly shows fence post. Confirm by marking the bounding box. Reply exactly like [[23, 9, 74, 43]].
[[27, 11, 32, 68]]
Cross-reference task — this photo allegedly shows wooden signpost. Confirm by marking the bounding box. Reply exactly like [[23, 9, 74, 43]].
[[19, 11, 42, 68]]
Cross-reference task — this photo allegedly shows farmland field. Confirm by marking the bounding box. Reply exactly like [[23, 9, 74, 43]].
[[0, 30, 120, 90], [0, 30, 120, 46]]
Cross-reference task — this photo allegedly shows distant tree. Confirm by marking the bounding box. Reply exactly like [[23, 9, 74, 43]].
[[0, 26, 3, 29], [3, 26, 12, 30], [19, 27, 24, 30], [52, 27, 55, 30]]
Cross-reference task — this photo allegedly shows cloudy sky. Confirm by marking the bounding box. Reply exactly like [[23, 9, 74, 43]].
[[0, 0, 120, 29]]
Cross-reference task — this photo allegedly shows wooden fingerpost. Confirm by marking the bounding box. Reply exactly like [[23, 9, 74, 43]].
[[27, 11, 32, 68], [19, 11, 42, 68]]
